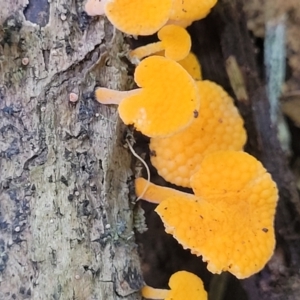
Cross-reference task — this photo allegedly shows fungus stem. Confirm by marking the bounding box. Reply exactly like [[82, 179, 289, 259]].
[[95, 88, 141, 105], [135, 178, 194, 204], [141, 286, 169, 299], [130, 42, 163, 60]]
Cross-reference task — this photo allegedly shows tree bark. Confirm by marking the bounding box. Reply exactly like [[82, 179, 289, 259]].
[[0, 1, 142, 299]]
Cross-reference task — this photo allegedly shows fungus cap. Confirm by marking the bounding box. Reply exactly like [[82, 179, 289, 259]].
[[104, 0, 173, 36], [130, 25, 191, 61], [166, 271, 207, 300], [141, 271, 207, 300], [119, 56, 200, 137], [170, 0, 218, 22], [177, 52, 202, 80], [153, 51, 202, 80], [155, 151, 278, 278], [150, 80, 246, 187], [136, 151, 278, 278]]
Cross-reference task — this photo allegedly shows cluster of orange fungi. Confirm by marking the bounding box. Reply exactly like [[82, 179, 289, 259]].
[[85, 1, 278, 299]]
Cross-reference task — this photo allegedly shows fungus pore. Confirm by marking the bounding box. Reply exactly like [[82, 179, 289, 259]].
[[150, 80, 246, 187]]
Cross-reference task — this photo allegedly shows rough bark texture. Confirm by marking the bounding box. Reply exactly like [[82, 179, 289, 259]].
[[2, 0, 300, 299], [0, 1, 142, 299]]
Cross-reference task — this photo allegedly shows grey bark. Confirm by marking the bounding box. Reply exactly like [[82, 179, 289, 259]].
[[0, 1, 143, 299]]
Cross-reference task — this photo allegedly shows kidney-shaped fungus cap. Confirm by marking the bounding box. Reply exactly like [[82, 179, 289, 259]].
[[170, 0, 218, 22], [119, 56, 200, 137], [151, 151, 278, 278], [166, 271, 207, 300], [104, 0, 172, 36], [141, 271, 207, 300], [130, 25, 191, 61], [150, 80, 246, 187]]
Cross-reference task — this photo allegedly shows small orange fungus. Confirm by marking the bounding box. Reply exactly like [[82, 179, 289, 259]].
[[130, 25, 191, 61], [136, 151, 278, 279], [150, 80, 246, 187], [85, 0, 173, 36], [95, 56, 200, 137], [141, 271, 207, 300]]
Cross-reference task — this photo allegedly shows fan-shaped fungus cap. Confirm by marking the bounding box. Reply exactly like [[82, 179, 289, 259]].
[[169, 0, 218, 24], [136, 151, 278, 279], [104, 0, 172, 36], [150, 80, 246, 187], [130, 25, 191, 61], [141, 271, 207, 300], [96, 56, 200, 137]]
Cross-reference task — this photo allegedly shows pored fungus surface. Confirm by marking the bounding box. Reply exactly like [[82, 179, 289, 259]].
[[153, 151, 278, 279], [104, 0, 172, 36], [150, 80, 246, 187], [118, 56, 200, 138]]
